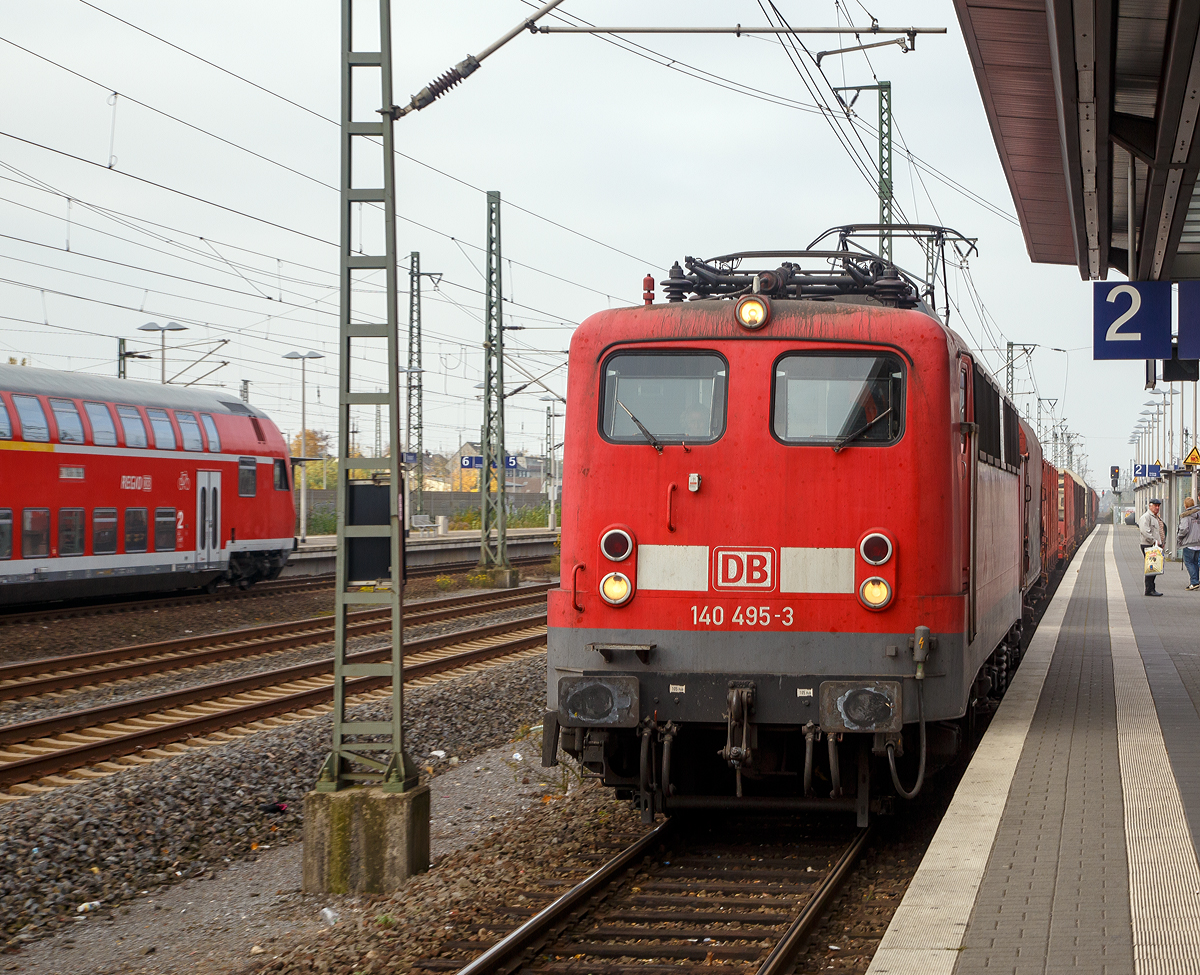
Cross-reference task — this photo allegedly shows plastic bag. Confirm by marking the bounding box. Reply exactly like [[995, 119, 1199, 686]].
[[1145, 546, 1164, 576]]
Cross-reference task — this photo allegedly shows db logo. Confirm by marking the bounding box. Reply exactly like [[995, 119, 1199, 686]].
[[713, 547, 776, 591]]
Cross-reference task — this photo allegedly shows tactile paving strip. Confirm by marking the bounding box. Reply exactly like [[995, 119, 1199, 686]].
[[866, 532, 1100, 975], [1105, 531, 1200, 972]]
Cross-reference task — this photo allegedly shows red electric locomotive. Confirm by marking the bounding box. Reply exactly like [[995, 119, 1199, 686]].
[[543, 236, 1090, 822], [0, 364, 295, 606]]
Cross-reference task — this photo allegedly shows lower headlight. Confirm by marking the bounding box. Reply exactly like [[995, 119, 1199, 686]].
[[859, 576, 893, 609], [599, 571, 633, 605]]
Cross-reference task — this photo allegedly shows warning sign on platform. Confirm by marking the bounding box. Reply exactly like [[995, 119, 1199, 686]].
[[1185, 447, 1200, 466]]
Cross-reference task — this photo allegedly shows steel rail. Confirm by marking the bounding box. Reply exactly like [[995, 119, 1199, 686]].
[[0, 625, 549, 788], [0, 575, 337, 627], [454, 821, 673, 975], [0, 585, 551, 699], [0, 613, 547, 749], [755, 827, 872, 975], [405, 554, 551, 579]]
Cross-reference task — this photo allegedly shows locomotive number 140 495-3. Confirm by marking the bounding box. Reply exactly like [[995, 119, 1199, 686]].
[[690, 605, 794, 627]]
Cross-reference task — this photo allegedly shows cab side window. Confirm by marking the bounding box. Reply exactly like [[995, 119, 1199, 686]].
[[49, 399, 85, 444], [84, 403, 118, 446], [12, 395, 49, 442], [274, 459, 290, 490]]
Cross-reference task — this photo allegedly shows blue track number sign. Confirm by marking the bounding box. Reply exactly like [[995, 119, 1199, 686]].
[[1093, 281, 1172, 359]]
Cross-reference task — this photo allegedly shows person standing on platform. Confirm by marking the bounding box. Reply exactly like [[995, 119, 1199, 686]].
[[1138, 498, 1166, 596], [1178, 497, 1200, 591]]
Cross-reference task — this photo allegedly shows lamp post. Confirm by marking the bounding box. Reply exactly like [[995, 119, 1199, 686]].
[[284, 351, 324, 542], [138, 321, 187, 384]]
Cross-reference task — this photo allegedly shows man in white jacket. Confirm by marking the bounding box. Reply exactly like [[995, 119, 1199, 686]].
[[1138, 499, 1166, 596]]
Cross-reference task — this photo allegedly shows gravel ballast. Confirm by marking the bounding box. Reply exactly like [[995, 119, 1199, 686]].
[[0, 651, 550, 950]]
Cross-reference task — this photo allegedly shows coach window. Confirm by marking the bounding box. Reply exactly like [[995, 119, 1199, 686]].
[[125, 508, 148, 553], [49, 399, 85, 444], [22, 508, 50, 558], [600, 353, 727, 445], [0, 509, 11, 559], [0, 399, 12, 440], [146, 409, 176, 450], [155, 508, 177, 552], [116, 405, 148, 448], [59, 508, 85, 556], [12, 395, 50, 442], [238, 457, 258, 497], [84, 402, 118, 446], [200, 414, 221, 452], [93, 508, 117, 555], [772, 354, 904, 446], [176, 411, 204, 451], [274, 458, 290, 490]]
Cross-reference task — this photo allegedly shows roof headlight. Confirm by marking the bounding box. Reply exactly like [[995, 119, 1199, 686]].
[[859, 533, 893, 565], [734, 295, 771, 330], [600, 571, 633, 606], [859, 577, 893, 610]]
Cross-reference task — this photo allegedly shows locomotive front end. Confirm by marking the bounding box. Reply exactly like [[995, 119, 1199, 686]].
[[545, 247, 1025, 823]]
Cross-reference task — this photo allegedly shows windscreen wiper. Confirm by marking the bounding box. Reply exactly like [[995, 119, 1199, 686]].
[[618, 400, 664, 453], [832, 408, 893, 454]]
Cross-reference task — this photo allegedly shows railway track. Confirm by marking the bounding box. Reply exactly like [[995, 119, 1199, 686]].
[[0, 555, 556, 627], [0, 575, 337, 627], [417, 818, 871, 974], [0, 612, 549, 797], [0, 584, 551, 702]]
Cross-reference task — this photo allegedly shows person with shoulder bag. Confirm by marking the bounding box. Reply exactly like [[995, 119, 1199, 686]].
[[1138, 499, 1166, 596], [1178, 496, 1200, 591]]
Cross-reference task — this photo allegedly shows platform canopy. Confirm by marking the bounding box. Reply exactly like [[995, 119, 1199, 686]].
[[954, 0, 1200, 281]]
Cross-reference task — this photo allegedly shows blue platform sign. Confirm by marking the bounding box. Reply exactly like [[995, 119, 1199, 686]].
[[1093, 281, 1172, 359], [401, 452, 418, 464], [1133, 464, 1161, 477], [460, 455, 518, 469], [1178, 281, 1200, 359]]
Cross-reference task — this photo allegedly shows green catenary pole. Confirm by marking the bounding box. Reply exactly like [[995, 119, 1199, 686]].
[[317, 0, 414, 794], [479, 191, 509, 571]]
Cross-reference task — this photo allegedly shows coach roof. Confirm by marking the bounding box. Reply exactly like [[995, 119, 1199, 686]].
[[0, 364, 271, 419]]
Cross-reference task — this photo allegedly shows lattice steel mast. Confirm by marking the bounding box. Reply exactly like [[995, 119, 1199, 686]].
[[479, 191, 509, 571], [317, 0, 414, 794], [407, 252, 423, 515]]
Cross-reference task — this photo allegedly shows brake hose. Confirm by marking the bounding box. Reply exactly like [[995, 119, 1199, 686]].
[[887, 681, 926, 800]]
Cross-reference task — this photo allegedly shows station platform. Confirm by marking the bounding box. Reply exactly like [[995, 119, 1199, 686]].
[[869, 523, 1200, 974], [281, 527, 560, 577]]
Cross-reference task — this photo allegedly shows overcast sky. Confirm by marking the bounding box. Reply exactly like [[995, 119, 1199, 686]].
[[0, 0, 1175, 482]]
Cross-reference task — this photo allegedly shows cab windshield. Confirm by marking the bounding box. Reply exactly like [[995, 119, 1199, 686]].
[[773, 353, 903, 445], [600, 353, 727, 445]]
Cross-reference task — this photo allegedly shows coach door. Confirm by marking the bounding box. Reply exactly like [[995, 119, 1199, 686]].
[[959, 355, 978, 643], [196, 471, 221, 567]]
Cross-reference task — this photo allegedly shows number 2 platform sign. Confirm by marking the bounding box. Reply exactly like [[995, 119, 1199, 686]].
[[1093, 281, 1172, 359]]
